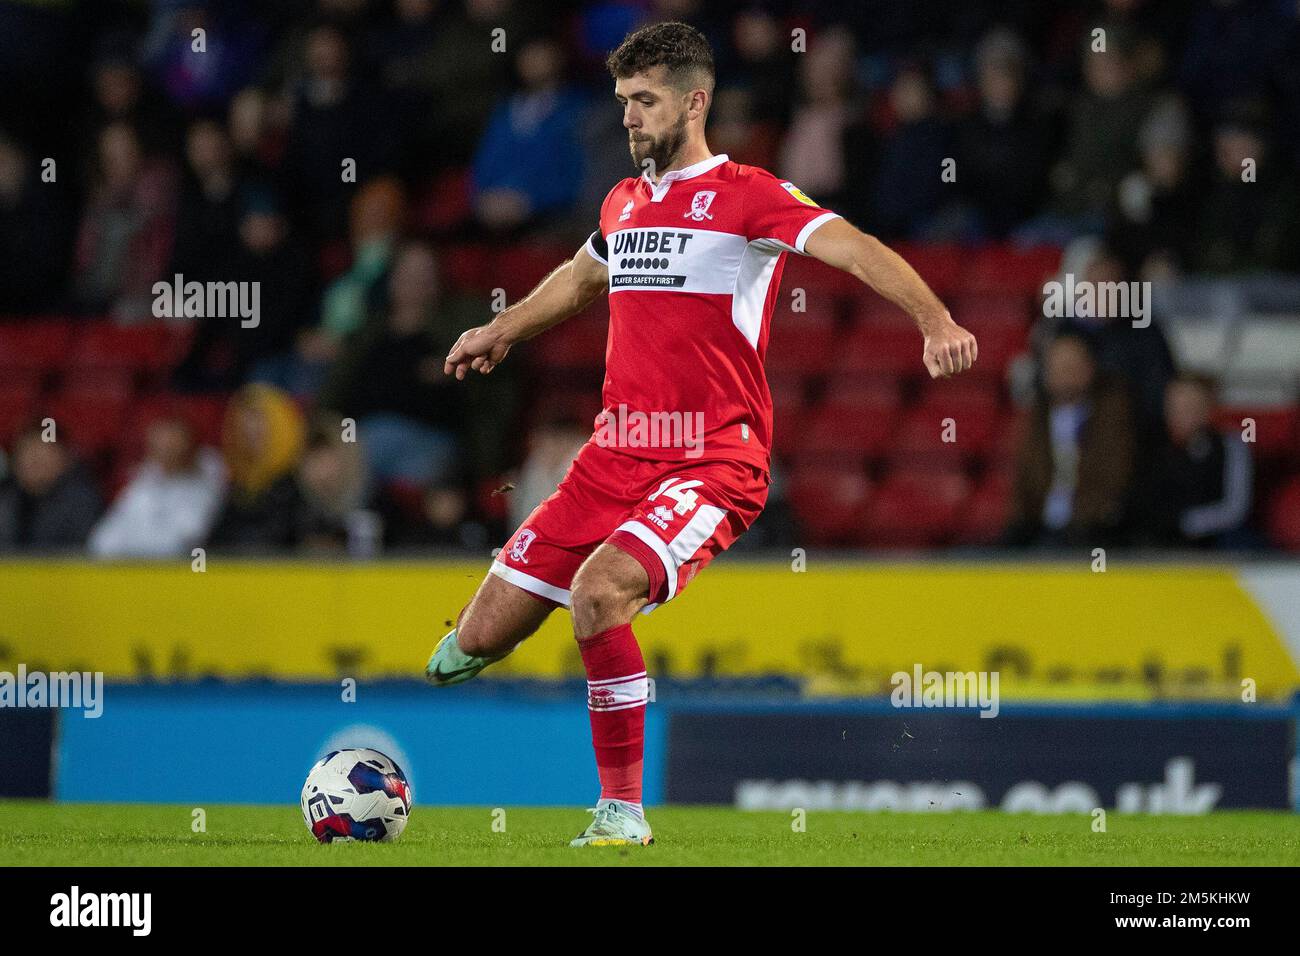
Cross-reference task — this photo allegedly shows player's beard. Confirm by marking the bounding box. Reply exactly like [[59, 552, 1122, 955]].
[[629, 110, 688, 177]]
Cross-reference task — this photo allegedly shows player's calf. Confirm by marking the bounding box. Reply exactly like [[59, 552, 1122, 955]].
[[424, 570, 552, 687]]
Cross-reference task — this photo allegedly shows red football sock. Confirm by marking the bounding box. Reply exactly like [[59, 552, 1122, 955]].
[[577, 623, 647, 808]]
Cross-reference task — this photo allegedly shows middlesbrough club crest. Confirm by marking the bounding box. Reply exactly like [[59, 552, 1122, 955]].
[[684, 190, 716, 221], [507, 528, 536, 563]]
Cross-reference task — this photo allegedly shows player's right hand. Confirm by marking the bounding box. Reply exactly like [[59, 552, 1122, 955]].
[[445, 324, 511, 380]]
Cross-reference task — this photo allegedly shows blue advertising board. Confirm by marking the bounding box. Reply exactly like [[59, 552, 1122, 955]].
[[54, 682, 667, 806]]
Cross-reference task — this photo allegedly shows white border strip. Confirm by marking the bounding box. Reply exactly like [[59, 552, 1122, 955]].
[[795, 212, 841, 254], [616, 520, 679, 601], [490, 561, 571, 606]]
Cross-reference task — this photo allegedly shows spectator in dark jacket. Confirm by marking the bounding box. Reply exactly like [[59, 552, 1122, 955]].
[[1139, 374, 1254, 547], [320, 242, 476, 485], [172, 184, 318, 392], [1006, 333, 1136, 547], [0, 425, 103, 552], [954, 29, 1051, 238]]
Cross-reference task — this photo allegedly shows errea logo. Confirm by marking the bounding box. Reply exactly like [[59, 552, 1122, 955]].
[[619, 199, 634, 222]]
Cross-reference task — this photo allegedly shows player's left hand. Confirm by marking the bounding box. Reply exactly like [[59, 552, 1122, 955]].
[[922, 316, 978, 379], [445, 324, 511, 379]]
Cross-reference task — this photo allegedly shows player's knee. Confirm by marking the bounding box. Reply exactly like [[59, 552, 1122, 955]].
[[570, 571, 632, 634]]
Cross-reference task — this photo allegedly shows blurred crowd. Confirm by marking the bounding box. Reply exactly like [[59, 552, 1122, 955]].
[[0, 0, 1298, 556]]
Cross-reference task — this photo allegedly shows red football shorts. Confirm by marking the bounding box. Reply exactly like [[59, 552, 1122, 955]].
[[492, 441, 769, 611]]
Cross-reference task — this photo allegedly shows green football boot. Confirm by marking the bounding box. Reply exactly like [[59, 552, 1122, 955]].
[[424, 629, 500, 687], [569, 799, 654, 847]]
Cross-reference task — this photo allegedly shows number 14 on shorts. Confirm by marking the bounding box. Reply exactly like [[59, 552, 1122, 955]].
[[648, 478, 702, 516]]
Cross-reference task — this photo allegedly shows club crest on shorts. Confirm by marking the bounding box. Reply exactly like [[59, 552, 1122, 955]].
[[684, 190, 716, 221], [507, 528, 536, 563]]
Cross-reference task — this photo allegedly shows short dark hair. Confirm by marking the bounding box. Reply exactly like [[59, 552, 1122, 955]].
[[606, 21, 715, 94]]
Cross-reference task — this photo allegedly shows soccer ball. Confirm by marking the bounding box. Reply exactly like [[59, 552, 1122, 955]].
[[300, 748, 413, 843]]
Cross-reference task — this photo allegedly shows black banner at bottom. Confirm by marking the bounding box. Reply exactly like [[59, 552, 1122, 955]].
[[0, 867, 1289, 940]]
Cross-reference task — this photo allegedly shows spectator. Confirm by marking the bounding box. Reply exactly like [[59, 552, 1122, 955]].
[[206, 384, 306, 551], [471, 36, 586, 233], [0, 132, 73, 312], [1052, 239, 1176, 439], [1107, 95, 1198, 278], [1006, 333, 1136, 546], [140, 3, 264, 114], [1039, 29, 1155, 240], [0, 425, 103, 552], [952, 29, 1052, 239], [726, 8, 796, 127], [320, 242, 479, 485], [169, 118, 244, 283], [281, 21, 398, 246], [869, 62, 953, 240], [173, 183, 319, 392], [508, 417, 589, 531], [71, 122, 177, 323], [778, 28, 858, 217], [314, 176, 406, 347], [227, 86, 281, 181], [385, 479, 490, 550], [88, 415, 226, 558], [1137, 374, 1254, 547], [1192, 108, 1300, 273], [293, 415, 373, 555], [79, 47, 180, 158]]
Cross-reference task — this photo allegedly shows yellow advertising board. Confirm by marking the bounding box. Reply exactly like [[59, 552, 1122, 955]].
[[1, 560, 1296, 699]]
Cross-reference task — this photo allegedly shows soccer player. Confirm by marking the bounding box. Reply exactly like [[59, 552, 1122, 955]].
[[426, 22, 977, 846]]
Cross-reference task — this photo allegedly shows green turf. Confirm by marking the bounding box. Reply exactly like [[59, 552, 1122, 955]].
[[2, 802, 1298, 866]]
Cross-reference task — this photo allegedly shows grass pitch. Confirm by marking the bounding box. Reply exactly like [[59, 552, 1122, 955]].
[[2, 802, 1298, 866]]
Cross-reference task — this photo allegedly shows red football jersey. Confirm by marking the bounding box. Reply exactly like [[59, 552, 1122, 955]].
[[584, 153, 840, 474]]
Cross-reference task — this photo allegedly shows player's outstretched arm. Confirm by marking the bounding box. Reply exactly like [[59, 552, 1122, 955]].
[[444, 244, 609, 380], [803, 218, 977, 379]]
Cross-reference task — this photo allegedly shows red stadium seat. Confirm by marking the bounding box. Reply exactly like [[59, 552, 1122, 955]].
[[863, 469, 971, 547], [781, 253, 860, 300], [841, 322, 925, 377], [950, 293, 1033, 329], [955, 472, 1013, 545], [792, 385, 899, 460], [767, 314, 838, 378], [0, 380, 39, 446], [527, 312, 608, 371], [849, 291, 913, 327], [890, 243, 964, 298], [962, 245, 1061, 296], [786, 464, 874, 544], [42, 388, 133, 457], [0, 320, 74, 374], [412, 167, 472, 234], [1214, 407, 1299, 462], [769, 376, 807, 457], [64, 321, 173, 376], [498, 244, 569, 302], [1267, 478, 1300, 551], [442, 244, 494, 293]]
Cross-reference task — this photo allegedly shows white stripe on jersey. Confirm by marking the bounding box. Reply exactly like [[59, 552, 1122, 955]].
[[732, 242, 784, 348], [607, 227, 748, 296]]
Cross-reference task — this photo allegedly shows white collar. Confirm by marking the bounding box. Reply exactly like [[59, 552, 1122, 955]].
[[641, 152, 729, 187]]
